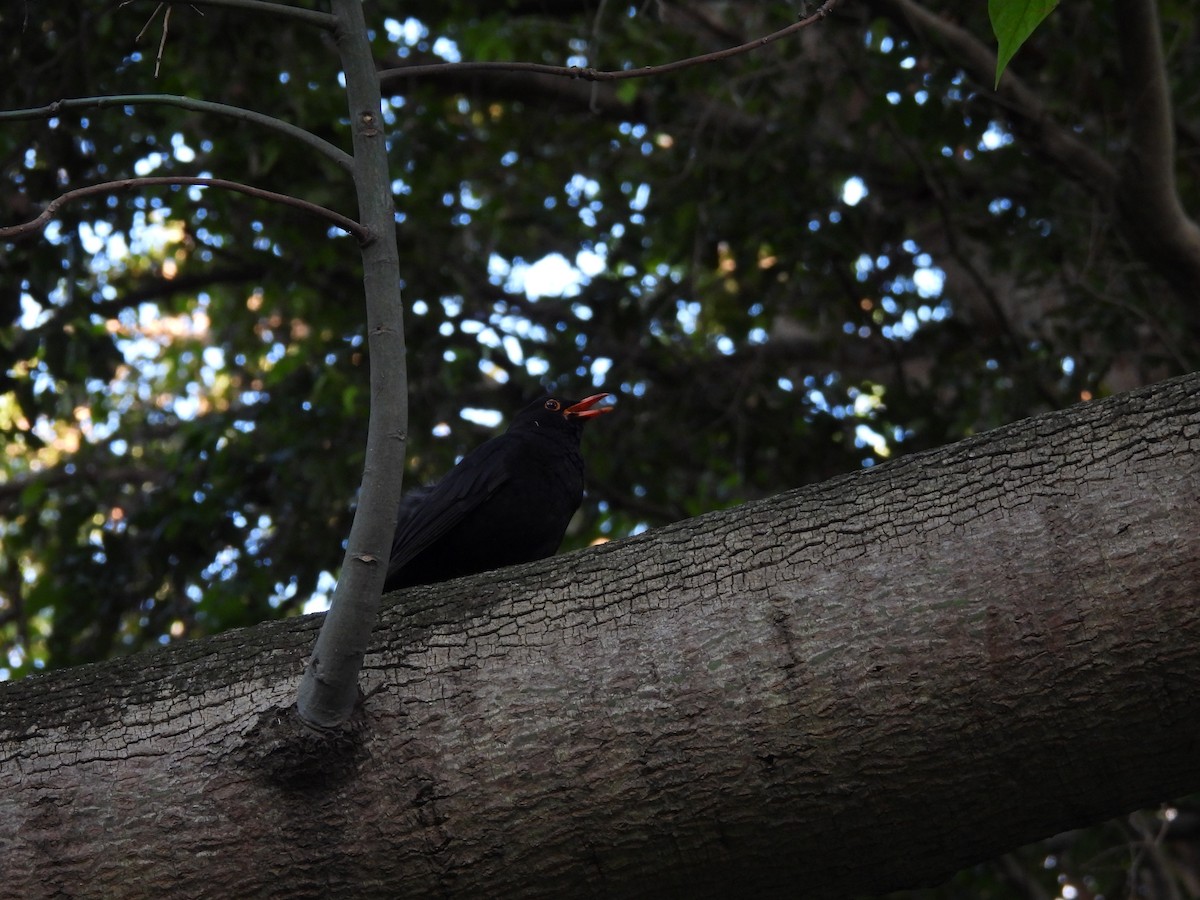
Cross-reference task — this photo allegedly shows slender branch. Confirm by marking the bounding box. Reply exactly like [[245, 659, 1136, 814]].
[[295, 0, 410, 729], [378, 57, 770, 138], [378, 0, 845, 84], [0, 95, 353, 173], [138, 0, 338, 30], [0, 177, 370, 244]]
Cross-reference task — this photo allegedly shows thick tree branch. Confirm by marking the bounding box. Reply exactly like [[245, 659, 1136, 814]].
[[1111, 0, 1200, 308], [1, 372, 1198, 898], [0, 95, 353, 172], [378, 0, 845, 84], [0, 177, 369, 243]]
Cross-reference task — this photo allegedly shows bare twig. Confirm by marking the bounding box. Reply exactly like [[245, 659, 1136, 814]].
[[124, 0, 204, 76], [0, 95, 354, 172], [0, 176, 370, 244], [132, 2, 164, 42], [1127, 810, 1185, 900], [155, 4, 171, 76], [139, 2, 170, 77], [379, 0, 845, 84]]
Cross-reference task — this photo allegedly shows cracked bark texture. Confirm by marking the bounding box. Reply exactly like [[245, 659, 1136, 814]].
[[2, 373, 1199, 899]]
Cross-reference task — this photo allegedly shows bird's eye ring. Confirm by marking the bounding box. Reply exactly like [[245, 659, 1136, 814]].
[[544, 399, 561, 411]]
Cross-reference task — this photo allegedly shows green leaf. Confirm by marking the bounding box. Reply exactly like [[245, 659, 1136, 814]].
[[989, 0, 1058, 87]]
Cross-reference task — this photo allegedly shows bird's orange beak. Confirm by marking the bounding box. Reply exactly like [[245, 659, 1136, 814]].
[[563, 393, 614, 420]]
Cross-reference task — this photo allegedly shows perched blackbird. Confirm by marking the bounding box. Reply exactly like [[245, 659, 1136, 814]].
[[384, 393, 613, 590]]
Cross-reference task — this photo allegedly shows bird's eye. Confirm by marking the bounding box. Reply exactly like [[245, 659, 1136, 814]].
[[544, 399, 561, 411]]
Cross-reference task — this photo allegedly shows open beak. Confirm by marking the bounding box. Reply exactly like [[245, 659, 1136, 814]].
[[563, 392, 614, 420]]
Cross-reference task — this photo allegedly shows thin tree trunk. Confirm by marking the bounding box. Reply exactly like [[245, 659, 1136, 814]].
[[2, 373, 1199, 899]]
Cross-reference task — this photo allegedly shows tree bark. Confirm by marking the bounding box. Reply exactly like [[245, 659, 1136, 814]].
[[2, 373, 1199, 899]]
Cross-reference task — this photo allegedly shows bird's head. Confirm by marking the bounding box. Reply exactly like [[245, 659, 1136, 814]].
[[511, 393, 614, 434]]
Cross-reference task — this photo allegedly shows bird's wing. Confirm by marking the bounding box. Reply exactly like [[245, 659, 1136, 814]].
[[385, 437, 513, 580]]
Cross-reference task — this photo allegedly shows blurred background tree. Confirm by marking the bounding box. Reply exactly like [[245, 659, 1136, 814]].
[[2, 2, 1197, 895]]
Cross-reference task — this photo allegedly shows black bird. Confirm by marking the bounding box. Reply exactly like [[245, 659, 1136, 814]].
[[384, 393, 613, 590]]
